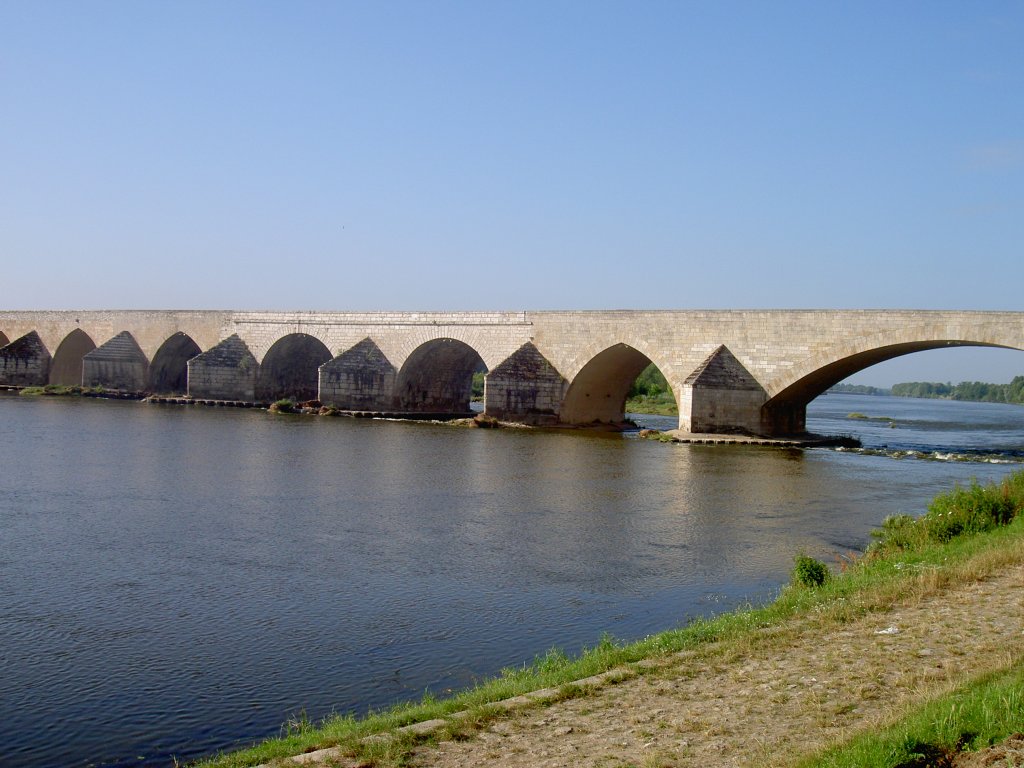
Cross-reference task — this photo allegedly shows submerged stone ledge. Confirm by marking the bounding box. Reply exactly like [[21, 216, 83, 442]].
[[642, 428, 861, 448]]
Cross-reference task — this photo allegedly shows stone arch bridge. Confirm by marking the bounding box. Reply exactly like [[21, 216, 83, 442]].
[[1, 309, 1021, 436]]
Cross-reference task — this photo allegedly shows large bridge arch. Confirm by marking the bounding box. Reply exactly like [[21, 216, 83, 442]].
[[256, 333, 332, 403], [394, 338, 486, 414], [559, 343, 678, 426], [148, 333, 202, 395], [49, 329, 96, 386], [761, 329, 1024, 435]]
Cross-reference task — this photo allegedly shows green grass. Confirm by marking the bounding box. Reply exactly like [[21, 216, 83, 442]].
[[797, 663, 1024, 767], [847, 412, 896, 423], [19, 384, 100, 397], [624, 393, 678, 416], [869, 472, 1024, 555], [191, 470, 1024, 768]]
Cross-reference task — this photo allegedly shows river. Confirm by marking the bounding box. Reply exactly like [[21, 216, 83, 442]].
[[2, 392, 1022, 767]]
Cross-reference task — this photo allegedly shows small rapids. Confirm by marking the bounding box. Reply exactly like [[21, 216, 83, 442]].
[[831, 446, 1024, 464]]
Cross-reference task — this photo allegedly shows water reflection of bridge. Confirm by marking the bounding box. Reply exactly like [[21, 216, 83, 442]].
[[1, 309, 1022, 436]]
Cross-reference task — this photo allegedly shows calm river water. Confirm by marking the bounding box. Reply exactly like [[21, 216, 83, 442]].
[[2, 393, 1023, 767]]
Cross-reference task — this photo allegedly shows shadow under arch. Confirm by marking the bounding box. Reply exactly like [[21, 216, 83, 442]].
[[762, 340, 1024, 435], [148, 332, 202, 395], [394, 338, 485, 414], [0, 331, 8, 347], [256, 333, 332, 402], [560, 343, 676, 426], [50, 329, 96, 386]]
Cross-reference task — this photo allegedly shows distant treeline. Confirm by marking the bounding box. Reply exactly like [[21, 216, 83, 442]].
[[829, 383, 891, 396], [890, 377, 1024, 404], [828, 378, 1024, 404]]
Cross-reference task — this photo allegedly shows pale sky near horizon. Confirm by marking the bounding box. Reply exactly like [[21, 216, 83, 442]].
[[1, 2, 1022, 386]]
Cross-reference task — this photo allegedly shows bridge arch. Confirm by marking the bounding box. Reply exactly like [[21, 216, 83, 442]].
[[560, 343, 677, 426], [256, 333, 332, 403], [0, 331, 9, 347], [762, 333, 1024, 434], [394, 338, 485, 414], [49, 329, 96, 386], [148, 332, 202, 395]]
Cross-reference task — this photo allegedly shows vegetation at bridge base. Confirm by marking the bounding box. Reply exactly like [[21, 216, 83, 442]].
[[625, 363, 678, 416], [471, 371, 485, 401], [18, 384, 103, 397], [190, 469, 1024, 768]]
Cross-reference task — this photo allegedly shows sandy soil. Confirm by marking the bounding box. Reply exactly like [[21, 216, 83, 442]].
[[399, 563, 1024, 768]]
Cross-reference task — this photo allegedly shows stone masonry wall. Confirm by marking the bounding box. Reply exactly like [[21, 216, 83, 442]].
[[0, 331, 51, 386], [82, 331, 149, 392], [186, 335, 257, 401], [484, 342, 567, 424], [318, 338, 397, 410]]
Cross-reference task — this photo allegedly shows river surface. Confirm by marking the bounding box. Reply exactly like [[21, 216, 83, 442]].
[[2, 393, 1023, 767]]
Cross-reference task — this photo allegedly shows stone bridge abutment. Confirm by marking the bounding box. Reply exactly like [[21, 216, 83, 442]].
[[1, 309, 1021, 436]]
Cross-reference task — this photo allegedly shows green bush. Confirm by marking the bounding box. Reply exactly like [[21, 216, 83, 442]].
[[792, 555, 830, 588], [869, 514, 917, 551], [869, 471, 1024, 556], [923, 481, 1017, 542]]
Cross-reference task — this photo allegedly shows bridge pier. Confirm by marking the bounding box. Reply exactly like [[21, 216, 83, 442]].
[[186, 335, 258, 402], [759, 401, 806, 436], [0, 332, 51, 386], [318, 339, 396, 410], [678, 346, 769, 435], [483, 343, 565, 425], [82, 331, 149, 392]]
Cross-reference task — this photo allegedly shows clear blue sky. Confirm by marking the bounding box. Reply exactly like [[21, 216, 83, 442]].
[[1, 2, 1021, 384]]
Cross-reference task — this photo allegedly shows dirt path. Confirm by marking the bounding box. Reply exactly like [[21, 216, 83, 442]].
[[401, 563, 1024, 768]]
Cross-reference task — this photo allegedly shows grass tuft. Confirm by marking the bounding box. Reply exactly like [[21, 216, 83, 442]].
[[792, 554, 830, 588], [798, 664, 1024, 768]]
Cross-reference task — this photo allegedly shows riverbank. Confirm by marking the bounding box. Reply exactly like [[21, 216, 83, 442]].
[[190, 471, 1024, 768]]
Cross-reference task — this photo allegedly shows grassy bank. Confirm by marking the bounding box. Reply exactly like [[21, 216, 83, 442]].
[[18, 384, 104, 396], [192, 470, 1024, 768], [625, 364, 679, 416], [799, 663, 1024, 767], [624, 392, 678, 416]]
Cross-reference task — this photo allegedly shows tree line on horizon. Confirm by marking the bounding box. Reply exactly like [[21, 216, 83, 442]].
[[831, 377, 1024, 405]]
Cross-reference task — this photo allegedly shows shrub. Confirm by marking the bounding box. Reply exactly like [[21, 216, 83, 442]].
[[792, 555, 830, 588], [923, 481, 1016, 542], [268, 398, 296, 414], [869, 514, 919, 553], [868, 471, 1024, 557]]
